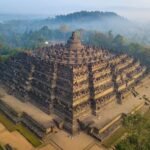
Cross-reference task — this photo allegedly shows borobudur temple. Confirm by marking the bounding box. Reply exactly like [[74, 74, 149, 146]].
[[0, 32, 146, 134]]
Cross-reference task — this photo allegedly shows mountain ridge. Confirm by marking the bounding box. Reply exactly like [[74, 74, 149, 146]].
[[48, 11, 124, 23]]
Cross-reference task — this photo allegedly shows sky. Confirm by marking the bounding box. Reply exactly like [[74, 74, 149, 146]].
[[0, 0, 150, 22]]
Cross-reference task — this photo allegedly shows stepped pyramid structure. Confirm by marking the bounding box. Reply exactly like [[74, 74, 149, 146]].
[[0, 32, 146, 135]]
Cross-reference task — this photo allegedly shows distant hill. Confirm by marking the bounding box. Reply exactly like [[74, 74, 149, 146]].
[[0, 11, 149, 45], [40, 11, 144, 40], [44, 11, 131, 32], [49, 11, 121, 23], [1, 11, 131, 33]]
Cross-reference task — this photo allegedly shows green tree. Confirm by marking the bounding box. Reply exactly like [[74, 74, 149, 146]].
[[115, 113, 150, 150]]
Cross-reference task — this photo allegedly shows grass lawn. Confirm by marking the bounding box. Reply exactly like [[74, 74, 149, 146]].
[[0, 112, 42, 147], [102, 127, 126, 148], [0, 113, 16, 131], [0, 145, 4, 150], [16, 124, 42, 147]]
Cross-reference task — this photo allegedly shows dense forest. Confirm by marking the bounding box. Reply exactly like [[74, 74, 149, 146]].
[[115, 112, 150, 150]]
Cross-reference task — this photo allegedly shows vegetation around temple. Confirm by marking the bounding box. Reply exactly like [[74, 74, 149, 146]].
[[103, 109, 150, 149], [0, 44, 23, 61], [115, 110, 150, 150], [0, 28, 150, 70]]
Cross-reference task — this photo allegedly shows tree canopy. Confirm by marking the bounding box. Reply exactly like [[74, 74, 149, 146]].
[[115, 112, 150, 150]]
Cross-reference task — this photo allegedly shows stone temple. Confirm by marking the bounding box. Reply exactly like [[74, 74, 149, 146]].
[[0, 32, 146, 138]]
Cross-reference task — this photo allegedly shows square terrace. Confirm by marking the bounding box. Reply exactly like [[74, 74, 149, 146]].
[[0, 87, 54, 128]]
